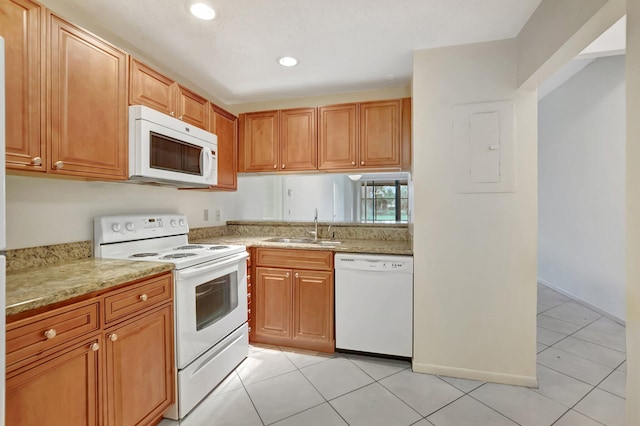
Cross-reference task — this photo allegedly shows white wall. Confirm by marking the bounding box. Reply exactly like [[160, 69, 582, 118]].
[[5, 175, 236, 249], [412, 39, 538, 386], [538, 55, 626, 321]]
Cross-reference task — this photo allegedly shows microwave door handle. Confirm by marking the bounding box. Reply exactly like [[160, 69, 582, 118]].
[[201, 147, 213, 178]]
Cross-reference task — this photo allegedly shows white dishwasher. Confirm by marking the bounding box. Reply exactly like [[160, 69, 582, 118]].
[[334, 253, 414, 358]]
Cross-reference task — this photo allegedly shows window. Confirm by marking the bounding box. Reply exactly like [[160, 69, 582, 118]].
[[360, 180, 408, 223]]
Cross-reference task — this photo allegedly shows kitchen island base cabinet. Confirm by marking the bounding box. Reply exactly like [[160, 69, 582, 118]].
[[6, 336, 102, 426], [252, 248, 334, 353]]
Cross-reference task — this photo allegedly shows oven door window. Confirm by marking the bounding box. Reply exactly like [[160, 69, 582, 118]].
[[150, 131, 202, 176], [195, 272, 239, 331]]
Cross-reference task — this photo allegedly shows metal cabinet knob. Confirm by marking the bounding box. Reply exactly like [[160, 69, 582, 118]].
[[178, 115, 184, 120], [295, 272, 299, 278], [170, 111, 175, 117], [90, 342, 100, 352], [44, 329, 57, 339], [139, 294, 148, 302], [273, 164, 277, 169], [32, 157, 42, 166], [54, 161, 64, 169], [360, 161, 365, 166], [285, 272, 290, 277], [351, 161, 355, 166], [282, 164, 285, 169], [109, 334, 118, 342]]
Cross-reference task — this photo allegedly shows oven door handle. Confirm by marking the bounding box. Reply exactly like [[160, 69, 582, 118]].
[[195, 283, 216, 298], [177, 251, 248, 279]]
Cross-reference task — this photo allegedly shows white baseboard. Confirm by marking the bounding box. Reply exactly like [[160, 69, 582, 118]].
[[412, 362, 538, 388], [537, 277, 625, 326]]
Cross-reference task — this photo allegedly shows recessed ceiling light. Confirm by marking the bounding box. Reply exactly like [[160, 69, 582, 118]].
[[278, 56, 298, 67], [190, 2, 216, 20]]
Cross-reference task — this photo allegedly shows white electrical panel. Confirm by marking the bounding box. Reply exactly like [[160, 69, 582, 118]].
[[453, 101, 515, 193]]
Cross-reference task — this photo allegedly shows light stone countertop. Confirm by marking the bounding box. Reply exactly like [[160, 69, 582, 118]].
[[193, 235, 413, 255], [6, 259, 174, 317]]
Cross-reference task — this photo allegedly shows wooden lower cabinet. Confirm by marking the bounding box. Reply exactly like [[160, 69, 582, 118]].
[[252, 249, 334, 352], [105, 304, 174, 426], [293, 270, 333, 346], [6, 272, 175, 426], [6, 336, 102, 426]]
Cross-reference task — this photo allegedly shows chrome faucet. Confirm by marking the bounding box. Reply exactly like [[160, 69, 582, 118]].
[[309, 208, 319, 241]]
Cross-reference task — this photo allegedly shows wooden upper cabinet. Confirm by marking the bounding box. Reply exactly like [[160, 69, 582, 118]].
[[318, 103, 358, 170], [240, 108, 318, 172], [240, 110, 279, 172], [129, 58, 209, 129], [359, 99, 401, 168], [1, 0, 45, 172], [129, 58, 176, 117], [48, 14, 128, 179], [209, 105, 238, 190], [177, 85, 208, 129], [280, 108, 317, 171]]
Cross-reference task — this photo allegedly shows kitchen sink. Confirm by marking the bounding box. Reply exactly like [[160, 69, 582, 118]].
[[264, 237, 342, 245]]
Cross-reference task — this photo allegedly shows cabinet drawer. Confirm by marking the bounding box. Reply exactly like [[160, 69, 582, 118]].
[[6, 301, 100, 367], [104, 274, 173, 324], [256, 248, 333, 271]]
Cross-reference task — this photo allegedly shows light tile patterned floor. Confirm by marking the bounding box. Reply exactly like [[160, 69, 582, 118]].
[[160, 284, 626, 425]]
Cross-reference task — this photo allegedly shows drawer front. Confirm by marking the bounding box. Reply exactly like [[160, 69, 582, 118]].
[[256, 248, 333, 271], [104, 274, 173, 324], [6, 301, 100, 367]]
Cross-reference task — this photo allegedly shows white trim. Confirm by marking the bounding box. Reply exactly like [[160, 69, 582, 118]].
[[411, 362, 538, 388], [537, 277, 625, 326]]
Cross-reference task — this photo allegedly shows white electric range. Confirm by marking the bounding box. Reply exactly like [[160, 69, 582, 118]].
[[94, 214, 248, 420]]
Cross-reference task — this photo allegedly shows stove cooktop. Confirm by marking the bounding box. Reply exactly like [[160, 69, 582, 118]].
[[94, 214, 247, 269]]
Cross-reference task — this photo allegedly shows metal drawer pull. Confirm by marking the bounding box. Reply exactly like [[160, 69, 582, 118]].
[[109, 334, 118, 342], [44, 329, 57, 339], [139, 294, 148, 301], [32, 157, 42, 166], [90, 342, 100, 352], [54, 161, 64, 169]]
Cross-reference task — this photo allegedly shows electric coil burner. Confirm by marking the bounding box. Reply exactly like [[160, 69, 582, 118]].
[[93, 214, 248, 420]]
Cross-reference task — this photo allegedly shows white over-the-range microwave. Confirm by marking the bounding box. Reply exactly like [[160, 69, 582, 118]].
[[128, 105, 218, 188]]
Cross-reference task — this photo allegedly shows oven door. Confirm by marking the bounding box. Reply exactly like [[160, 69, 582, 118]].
[[174, 251, 247, 368]]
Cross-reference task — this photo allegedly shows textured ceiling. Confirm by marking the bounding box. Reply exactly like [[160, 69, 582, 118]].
[[55, 0, 543, 105]]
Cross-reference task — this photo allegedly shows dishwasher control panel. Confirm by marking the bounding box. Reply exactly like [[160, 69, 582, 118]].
[[335, 254, 413, 273]]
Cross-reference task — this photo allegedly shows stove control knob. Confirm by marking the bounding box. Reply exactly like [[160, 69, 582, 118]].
[[170, 219, 177, 227], [111, 223, 122, 233], [125, 222, 135, 232], [179, 219, 186, 227]]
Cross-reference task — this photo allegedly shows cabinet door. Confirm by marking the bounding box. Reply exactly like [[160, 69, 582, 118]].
[[359, 99, 401, 168], [49, 14, 128, 179], [254, 267, 292, 339], [209, 105, 238, 190], [280, 107, 317, 171], [240, 110, 279, 172], [6, 336, 101, 426], [293, 270, 334, 351], [1, 0, 45, 171], [318, 103, 358, 170], [129, 58, 177, 116], [104, 304, 175, 426], [177, 85, 208, 129]]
